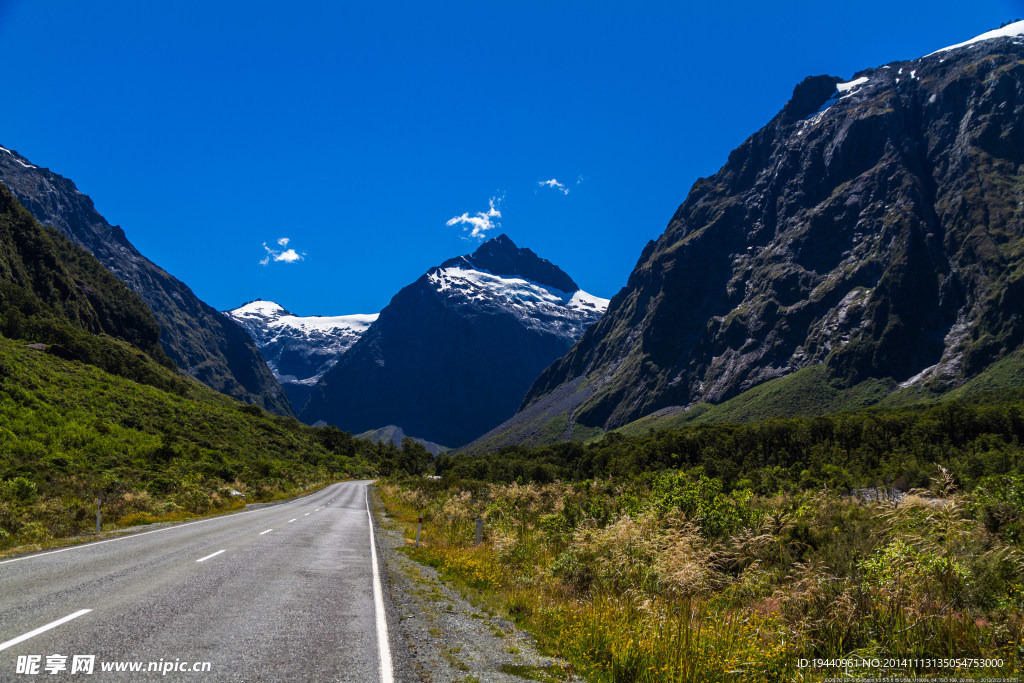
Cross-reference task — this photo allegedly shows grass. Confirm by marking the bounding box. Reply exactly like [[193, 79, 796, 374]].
[[0, 478, 344, 560], [497, 664, 569, 682], [615, 365, 895, 435], [379, 474, 1024, 681], [0, 335, 376, 552]]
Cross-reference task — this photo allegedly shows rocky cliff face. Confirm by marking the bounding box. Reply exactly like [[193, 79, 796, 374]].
[[0, 148, 292, 415], [225, 300, 377, 409], [300, 234, 608, 446], [516, 23, 1024, 434]]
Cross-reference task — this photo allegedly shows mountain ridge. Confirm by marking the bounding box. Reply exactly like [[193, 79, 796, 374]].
[[0, 147, 293, 415], [468, 22, 1024, 450]]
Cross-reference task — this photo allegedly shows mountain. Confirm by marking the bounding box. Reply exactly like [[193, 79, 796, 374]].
[[225, 300, 378, 409], [356, 425, 448, 457], [474, 22, 1024, 448], [300, 234, 608, 447], [0, 182, 192, 393], [0, 147, 292, 415]]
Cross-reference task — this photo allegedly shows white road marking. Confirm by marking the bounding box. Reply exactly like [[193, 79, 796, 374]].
[[304, 513, 311, 516], [196, 550, 225, 563], [288, 519, 297, 523], [0, 610, 92, 652], [365, 486, 394, 683], [0, 483, 349, 566], [259, 529, 273, 535]]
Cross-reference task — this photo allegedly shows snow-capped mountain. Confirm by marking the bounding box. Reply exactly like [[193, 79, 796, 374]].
[[225, 300, 378, 409], [300, 234, 608, 447], [428, 242, 609, 344]]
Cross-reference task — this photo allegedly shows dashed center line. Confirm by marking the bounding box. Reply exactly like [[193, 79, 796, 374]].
[[259, 529, 273, 535], [196, 550, 225, 563], [304, 513, 311, 516], [288, 519, 297, 523], [0, 610, 92, 652]]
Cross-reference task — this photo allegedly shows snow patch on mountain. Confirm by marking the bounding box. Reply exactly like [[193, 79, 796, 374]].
[[836, 76, 869, 94], [0, 146, 37, 169], [226, 299, 378, 409], [427, 266, 608, 341], [927, 20, 1024, 56], [231, 300, 377, 335], [568, 289, 610, 313]]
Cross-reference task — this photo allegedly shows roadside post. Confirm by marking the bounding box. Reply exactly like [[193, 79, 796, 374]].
[[415, 514, 422, 548], [475, 518, 483, 545], [95, 498, 102, 534]]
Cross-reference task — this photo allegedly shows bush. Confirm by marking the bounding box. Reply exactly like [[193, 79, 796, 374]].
[[1, 477, 37, 505]]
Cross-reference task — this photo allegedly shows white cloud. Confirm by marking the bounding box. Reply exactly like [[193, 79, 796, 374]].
[[538, 178, 569, 195], [260, 238, 305, 266], [446, 196, 502, 239]]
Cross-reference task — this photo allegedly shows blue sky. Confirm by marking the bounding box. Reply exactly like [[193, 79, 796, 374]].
[[0, 1, 1020, 315]]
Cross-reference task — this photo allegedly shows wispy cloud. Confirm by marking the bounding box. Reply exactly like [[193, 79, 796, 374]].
[[446, 196, 502, 239], [260, 237, 305, 266], [538, 178, 569, 195]]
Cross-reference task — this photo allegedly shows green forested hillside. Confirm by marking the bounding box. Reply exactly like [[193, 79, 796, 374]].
[[0, 334, 440, 551], [614, 354, 1024, 436], [0, 185, 434, 551], [0, 182, 191, 393], [441, 391, 1024, 493], [0, 337, 362, 549]]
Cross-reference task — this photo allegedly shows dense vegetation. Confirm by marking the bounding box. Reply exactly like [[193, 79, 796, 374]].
[[0, 159, 294, 414], [379, 393, 1024, 680], [441, 392, 1024, 495], [0, 336, 436, 552], [0, 182, 194, 393], [382, 474, 1023, 681], [0, 182, 442, 552]]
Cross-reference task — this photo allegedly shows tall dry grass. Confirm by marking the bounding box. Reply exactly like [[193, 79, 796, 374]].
[[378, 474, 1024, 680]]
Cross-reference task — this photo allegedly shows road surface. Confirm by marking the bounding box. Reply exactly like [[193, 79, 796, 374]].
[[0, 481, 394, 681]]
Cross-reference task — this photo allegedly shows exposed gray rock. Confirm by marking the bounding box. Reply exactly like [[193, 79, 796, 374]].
[[0, 147, 292, 415], [518, 26, 1024, 433]]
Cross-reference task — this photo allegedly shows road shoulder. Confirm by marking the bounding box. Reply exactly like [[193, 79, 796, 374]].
[[368, 487, 575, 683]]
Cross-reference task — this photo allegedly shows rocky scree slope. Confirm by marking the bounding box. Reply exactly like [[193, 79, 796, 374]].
[[512, 23, 1024, 438], [301, 234, 608, 447], [0, 148, 292, 415]]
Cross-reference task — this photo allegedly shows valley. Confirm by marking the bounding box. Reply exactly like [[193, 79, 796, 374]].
[[1, 12, 1023, 683]]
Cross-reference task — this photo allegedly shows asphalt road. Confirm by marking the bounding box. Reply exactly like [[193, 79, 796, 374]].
[[0, 481, 393, 682]]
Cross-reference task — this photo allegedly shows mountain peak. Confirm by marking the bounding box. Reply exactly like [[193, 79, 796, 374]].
[[476, 233, 517, 251], [442, 234, 579, 293], [232, 299, 291, 318], [301, 233, 607, 446]]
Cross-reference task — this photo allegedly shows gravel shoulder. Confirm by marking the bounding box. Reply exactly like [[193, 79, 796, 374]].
[[370, 488, 578, 683]]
